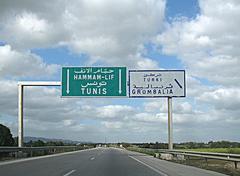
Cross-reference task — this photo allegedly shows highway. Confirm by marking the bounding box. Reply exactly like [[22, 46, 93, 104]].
[[0, 147, 226, 176]]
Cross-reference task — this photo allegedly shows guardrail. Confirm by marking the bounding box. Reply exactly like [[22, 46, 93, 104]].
[[128, 148, 240, 169], [0, 146, 93, 159], [159, 149, 240, 169]]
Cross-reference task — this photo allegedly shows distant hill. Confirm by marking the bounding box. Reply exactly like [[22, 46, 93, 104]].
[[23, 136, 90, 144]]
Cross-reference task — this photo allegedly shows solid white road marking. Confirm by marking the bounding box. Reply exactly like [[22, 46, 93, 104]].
[[63, 169, 76, 176], [90, 157, 95, 160], [129, 155, 168, 176]]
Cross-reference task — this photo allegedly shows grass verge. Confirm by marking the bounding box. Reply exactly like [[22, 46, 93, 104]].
[[127, 147, 240, 176], [182, 148, 240, 154]]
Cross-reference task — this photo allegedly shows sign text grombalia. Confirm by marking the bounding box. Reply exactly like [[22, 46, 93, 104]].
[[62, 67, 127, 97], [129, 70, 185, 98]]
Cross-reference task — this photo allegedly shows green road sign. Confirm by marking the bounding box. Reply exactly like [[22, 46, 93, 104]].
[[62, 67, 127, 97]]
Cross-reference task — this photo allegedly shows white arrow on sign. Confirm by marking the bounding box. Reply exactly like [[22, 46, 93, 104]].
[[66, 69, 70, 94], [119, 69, 122, 94]]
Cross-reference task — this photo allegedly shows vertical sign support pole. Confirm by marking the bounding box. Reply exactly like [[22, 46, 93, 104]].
[[17, 81, 61, 148], [168, 97, 173, 150], [18, 84, 24, 147]]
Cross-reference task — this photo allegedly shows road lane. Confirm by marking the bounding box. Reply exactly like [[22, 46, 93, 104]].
[[0, 148, 99, 176], [0, 148, 160, 176], [71, 147, 161, 176], [0, 147, 227, 176]]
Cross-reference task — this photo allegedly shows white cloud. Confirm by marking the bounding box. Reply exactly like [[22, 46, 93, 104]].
[[174, 102, 193, 114], [0, 45, 59, 78], [0, 0, 166, 68], [0, 81, 137, 140], [64, 0, 165, 56], [101, 121, 123, 129], [1, 12, 64, 50], [96, 105, 135, 119], [143, 101, 162, 112], [186, 75, 213, 97], [144, 99, 193, 114], [63, 0, 165, 67], [134, 55, 159, 69], [0, 80, 239, 142], [0, 80, 18, 116], [133, 112, 162, 123], [1, 0, 240, 142], [197, 88, 240, 111], [155, 0, 240, 86], [152, 0, 240, 142]]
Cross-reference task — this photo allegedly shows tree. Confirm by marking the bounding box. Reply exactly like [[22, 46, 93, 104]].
[[0, 124, 14, 146], [32, 140, 45, 147]]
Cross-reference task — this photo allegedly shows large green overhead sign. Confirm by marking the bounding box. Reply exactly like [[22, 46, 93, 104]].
[[62, 67, 127, 97]]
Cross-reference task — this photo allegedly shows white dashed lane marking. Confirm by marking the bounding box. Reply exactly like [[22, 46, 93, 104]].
[[63, 169, 76, 176]]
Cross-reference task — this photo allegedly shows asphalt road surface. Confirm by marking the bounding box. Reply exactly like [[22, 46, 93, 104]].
[[0, 147, 227, 176]]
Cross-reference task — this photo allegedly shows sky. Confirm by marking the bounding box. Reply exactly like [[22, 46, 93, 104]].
[[0, 0, 240, 143]]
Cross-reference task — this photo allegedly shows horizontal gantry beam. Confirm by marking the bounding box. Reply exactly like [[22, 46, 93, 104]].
[[18, 81, 61, 86]]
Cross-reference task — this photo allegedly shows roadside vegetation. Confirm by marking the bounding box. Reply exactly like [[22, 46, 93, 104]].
[[0, 124, 95, 161], [182, 148, 240, 154], [127, 141, 240, 154], [126, 143, 240, 176], [0, 124, 14, 146]]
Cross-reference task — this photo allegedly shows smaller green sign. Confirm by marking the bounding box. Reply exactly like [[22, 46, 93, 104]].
[[62, 67, 127, 97]]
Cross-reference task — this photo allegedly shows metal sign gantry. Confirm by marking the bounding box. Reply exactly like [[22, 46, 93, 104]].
[[18, 81, 61, 147], [17, 68, 185, 149]]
